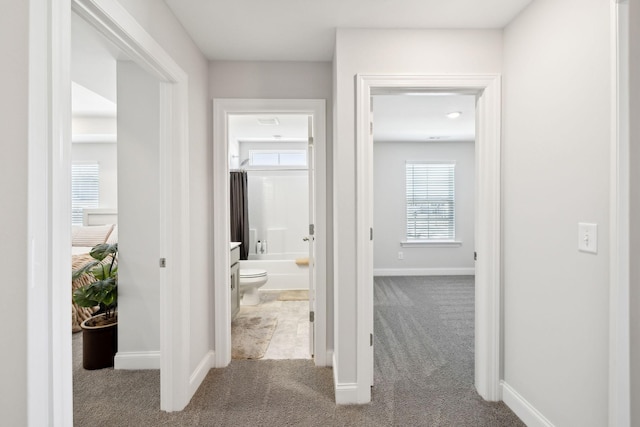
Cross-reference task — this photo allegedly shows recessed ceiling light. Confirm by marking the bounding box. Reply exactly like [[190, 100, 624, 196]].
[[257, 118, 280, 125], [446, 111, 462, 119]]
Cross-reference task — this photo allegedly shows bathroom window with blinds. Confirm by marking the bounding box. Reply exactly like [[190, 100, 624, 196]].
[[249, 149, 307, 167], [405, 162, 455, 240], [71, 162, 99, 225]]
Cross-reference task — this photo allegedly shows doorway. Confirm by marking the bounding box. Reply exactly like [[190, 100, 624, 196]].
[[28, 0, 192, 422], [228, 113, 313, 360], [213, 99, 328, 368], [355, 75, 502, 402]]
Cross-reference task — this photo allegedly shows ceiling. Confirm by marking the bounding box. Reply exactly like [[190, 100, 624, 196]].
[[227, 95, 475, 144], [164, 0, 533, 61], [71, 11, 121, 107], [373, 94, 475, 142], [72, 82, 117, 117], [229, 114, 309, 142]]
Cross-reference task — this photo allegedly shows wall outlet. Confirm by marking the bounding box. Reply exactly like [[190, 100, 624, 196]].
[[398, 251, 404, 260]]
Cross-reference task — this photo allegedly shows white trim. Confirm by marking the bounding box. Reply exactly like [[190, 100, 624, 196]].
[[334, 382, 361, 405], [213, 99, 328, 369], [189, 351, 215, 397], [373, 268, 475, 277], [114, 351, 161, 370], [501, 382, 554, 427], [356, 74, 502, 403], [28, 1, 74, 425], [71, 133, 117, 143], [400, 240, 462, 248], [332, 353, 360, 404], [28, 0, 192, 421], [609, 1, 631, 426]]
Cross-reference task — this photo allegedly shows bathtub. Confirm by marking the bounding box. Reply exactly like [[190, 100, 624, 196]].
[[240, 253, 309, 290]]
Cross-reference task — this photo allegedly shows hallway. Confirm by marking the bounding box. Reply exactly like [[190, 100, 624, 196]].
[[72, 276, 522, 426]]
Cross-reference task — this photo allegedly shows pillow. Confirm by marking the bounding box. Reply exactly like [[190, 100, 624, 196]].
[[72, 224, 114, 247], [106, 225, 118, 244]]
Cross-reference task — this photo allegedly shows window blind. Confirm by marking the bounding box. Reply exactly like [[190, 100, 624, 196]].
[[405, 162, 455, 240], [71, 162, 99, 225]]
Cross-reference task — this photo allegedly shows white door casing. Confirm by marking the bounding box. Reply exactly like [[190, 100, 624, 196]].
[[356, 74, 502, 403], [213, 99, 328, 368], [609, 1, 631, 425], [308, 115, 316, 357]]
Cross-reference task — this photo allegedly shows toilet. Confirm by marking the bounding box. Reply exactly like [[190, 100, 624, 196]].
[[239, 269, 268, 305]]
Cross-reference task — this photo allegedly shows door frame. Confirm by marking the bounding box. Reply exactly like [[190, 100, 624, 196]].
[[609, 0, 631, 425], [212, 98, 328, 367], [27, 0, 191, 422], [355, 74, 502, 402]]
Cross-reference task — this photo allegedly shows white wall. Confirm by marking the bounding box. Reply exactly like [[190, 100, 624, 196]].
[[502, 1, 611, 425], [71, 142, 118, 209], [373, 141, 474, 274], [0, 1, 28, 424], [118, 0, 211, 376], [334, 28, 502, 390], [209, 60, 334, 351], [115, 60, 161, 360], [72, 116, 117, 135]]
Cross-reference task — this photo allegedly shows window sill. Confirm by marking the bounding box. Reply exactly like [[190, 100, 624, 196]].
[[401, 240, 463, 248]]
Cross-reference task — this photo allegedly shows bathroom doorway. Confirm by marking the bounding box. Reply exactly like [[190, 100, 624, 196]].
[[212, 99, 328, 368], [229, 113, 312, 360]]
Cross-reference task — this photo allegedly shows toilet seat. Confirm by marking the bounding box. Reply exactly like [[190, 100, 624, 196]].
[[240, 269, 267, 279]]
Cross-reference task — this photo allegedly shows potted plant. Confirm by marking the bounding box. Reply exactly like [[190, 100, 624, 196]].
[[72, 242, 118, 370]]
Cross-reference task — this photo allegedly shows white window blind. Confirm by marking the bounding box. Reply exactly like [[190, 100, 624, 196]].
[[71, 162, 99, 225], [406, 162, 455, 240]]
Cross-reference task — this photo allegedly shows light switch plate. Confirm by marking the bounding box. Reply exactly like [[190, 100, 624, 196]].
[[578, 223, 598, 254]]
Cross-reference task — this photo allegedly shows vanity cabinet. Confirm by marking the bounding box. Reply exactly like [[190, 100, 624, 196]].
[[230, 245, 240, 319]]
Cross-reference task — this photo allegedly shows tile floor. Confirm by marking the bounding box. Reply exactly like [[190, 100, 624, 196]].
[[235, 290, 311, 360]]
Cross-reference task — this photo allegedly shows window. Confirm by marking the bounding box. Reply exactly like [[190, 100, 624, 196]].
[[71, 162, 99, 225], [249, 149, 307, 167], [405, 162, 455, 241]]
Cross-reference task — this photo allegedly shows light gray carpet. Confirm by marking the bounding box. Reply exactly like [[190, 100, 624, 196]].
[[73, 276, 524, 426], [231, 313, 278, 359]]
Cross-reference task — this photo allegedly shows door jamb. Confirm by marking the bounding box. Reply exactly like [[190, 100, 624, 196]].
[[356, 74, 502, 402], [27, 0, 191, 422], [212, 98, 328, 368], [609, 1, 631, 425]]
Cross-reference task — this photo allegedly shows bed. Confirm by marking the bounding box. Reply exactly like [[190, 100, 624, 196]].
[[71, 209, 117, 332]]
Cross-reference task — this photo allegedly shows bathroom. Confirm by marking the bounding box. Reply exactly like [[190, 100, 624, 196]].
[[228, 113, 311, 360]]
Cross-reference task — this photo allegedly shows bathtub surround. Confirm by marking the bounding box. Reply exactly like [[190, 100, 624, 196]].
[[246, 169, 309, 258], [240, 259, 308, 291]]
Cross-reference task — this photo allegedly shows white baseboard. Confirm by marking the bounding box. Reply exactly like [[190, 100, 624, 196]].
[[502, 381, 555, 427], [324, 350, 334, 367], [373, 268, 475, 276], [332, 352, 365, 404], [189, 350, 215, 397], [114, 350, 160, 370]]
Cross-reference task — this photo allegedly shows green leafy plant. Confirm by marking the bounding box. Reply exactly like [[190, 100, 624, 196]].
[[73, 243, 118, 324]]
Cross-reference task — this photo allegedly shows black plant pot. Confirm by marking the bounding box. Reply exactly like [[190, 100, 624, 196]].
[[81, 314, 118, 370]]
